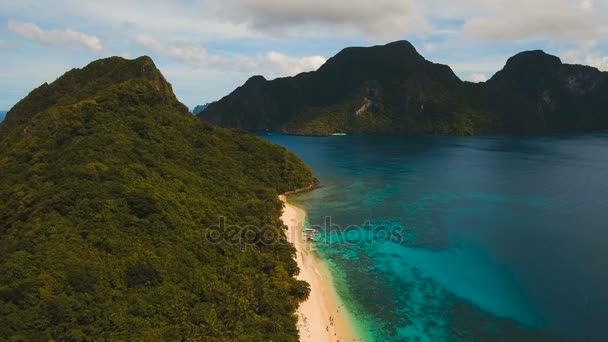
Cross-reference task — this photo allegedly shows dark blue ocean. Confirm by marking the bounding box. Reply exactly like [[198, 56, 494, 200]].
[[264, 133, 608, 341]]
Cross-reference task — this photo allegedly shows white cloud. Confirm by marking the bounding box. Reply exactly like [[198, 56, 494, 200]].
[[3, 0, 608, 110], [135, 35, 209, 66], [468, 73, 487, 83], [586, 55, 608, 70], [562, 48, 608, 71], [461, 0, 608, 44], [265, 51, 326, 75], [580, 0, 594, 11], [7, 19, 105, 53], [0, 1, 258, 42], [224, 0, 429, 39], [2, 0, 608, 45], [0, 1, 429, 40], [134, 35, 326, 77]]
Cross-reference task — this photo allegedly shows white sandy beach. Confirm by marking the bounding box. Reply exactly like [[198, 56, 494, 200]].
[[280, 195, 360, 342]]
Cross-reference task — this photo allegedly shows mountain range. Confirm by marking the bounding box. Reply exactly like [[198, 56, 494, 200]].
[[0, 56, 311, 340], [192, 103, 212, 115], [199, 41, 608, 135]]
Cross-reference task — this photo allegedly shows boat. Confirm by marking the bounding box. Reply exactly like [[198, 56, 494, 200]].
[[304, 228, 320, 240]]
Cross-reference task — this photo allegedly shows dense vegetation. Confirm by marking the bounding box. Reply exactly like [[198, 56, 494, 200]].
[[0, 56, 313, 340], [200, 41, 608, 135]]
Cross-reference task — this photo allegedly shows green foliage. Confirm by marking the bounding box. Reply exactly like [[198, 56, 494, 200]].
[[201, 41, 608, 136], [125, 263, 162, 288], [0, 56, 312, 341]]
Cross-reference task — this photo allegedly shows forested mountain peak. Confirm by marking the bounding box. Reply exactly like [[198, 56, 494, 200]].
[[2, 56, 180, 129], [200, 41, 608, 135], [0, 56, 312, 340]]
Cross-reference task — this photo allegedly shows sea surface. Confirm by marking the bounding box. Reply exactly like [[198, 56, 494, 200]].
[[264, 133, 608, 341]]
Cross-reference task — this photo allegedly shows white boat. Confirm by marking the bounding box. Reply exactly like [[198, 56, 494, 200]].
[[304, 228, 319, 239]]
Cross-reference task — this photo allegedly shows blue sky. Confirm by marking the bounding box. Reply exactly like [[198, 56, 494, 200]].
[[0, 0, 607, 110]]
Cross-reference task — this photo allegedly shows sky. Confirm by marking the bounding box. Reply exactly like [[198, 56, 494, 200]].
[[0, 0, 607, 110]]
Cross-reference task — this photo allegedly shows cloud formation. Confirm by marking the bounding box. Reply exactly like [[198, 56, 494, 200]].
[[4, 1, 607, 44], [462, 0, 608, 43], [1, 1, 608, 108], [7, 20, 105, 53], [468, 73, 488, 83], [223, 0, 429, 39], [585, 55, 608, 71], [134, 35, 326, 77], [1, 0, 429, 41], [264, 51, 326, 75], [563, 47, 608, 71], [135, 35, 210, 66]]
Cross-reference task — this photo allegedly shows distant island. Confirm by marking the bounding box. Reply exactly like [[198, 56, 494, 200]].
[[192, 103, 212, 115], [0, 56, 312, 340], [0, 111, 6, 122], [199, 41, 608, 136]]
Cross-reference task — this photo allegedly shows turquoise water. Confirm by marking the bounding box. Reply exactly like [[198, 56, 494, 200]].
[[264, 133, 608, 341]]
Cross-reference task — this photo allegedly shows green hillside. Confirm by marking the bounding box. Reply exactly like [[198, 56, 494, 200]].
[[0, 56, 312, 341], [200, 41, 608, 135]]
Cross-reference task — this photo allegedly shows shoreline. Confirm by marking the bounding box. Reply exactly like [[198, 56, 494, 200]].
[[280, 195, 360, 342]]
